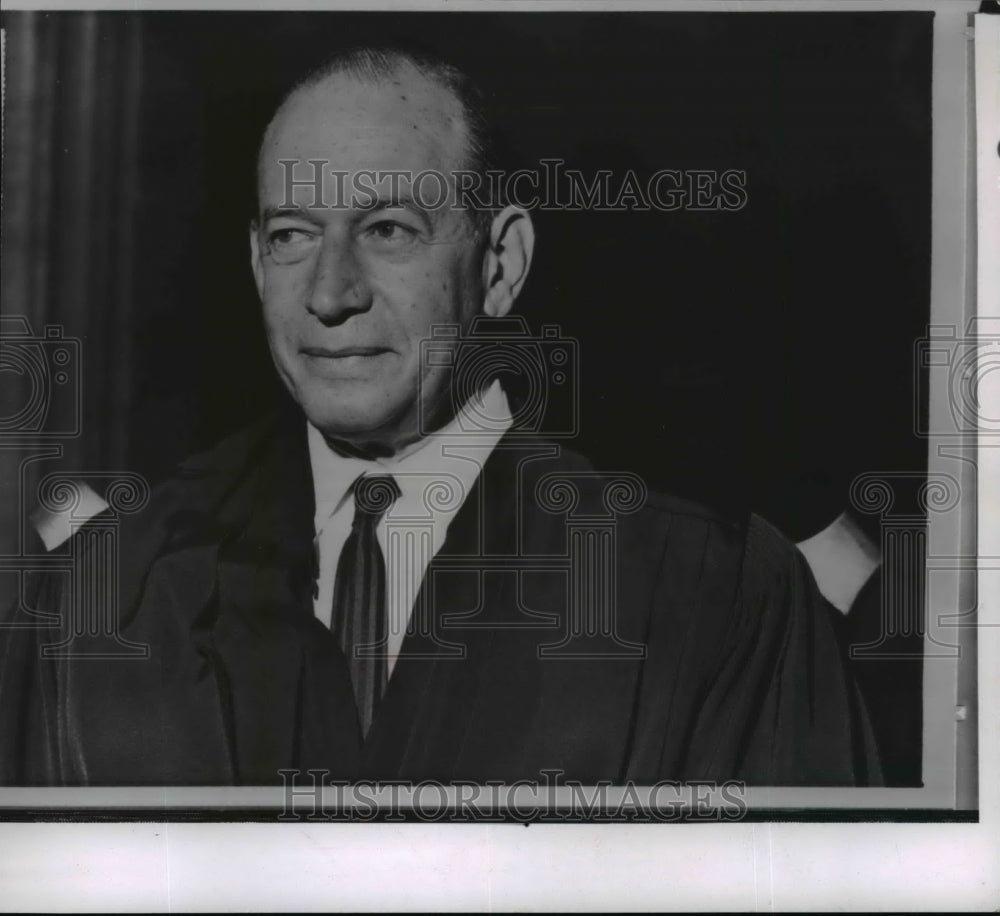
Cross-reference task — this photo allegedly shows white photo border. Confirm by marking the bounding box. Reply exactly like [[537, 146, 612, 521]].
[[0, 0, 996, 911]]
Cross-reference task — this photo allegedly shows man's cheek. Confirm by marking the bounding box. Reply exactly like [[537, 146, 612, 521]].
[[265, 261, 313, 304], [261, 300, 299, 351]]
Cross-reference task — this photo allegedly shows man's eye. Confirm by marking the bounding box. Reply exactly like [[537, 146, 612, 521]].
[[365, 221, 416, 244], [264, 226, 317, 264], [268, 227, 313, 246]]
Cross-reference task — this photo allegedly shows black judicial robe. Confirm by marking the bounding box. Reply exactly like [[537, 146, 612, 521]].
[[0, 410, 881, 786]]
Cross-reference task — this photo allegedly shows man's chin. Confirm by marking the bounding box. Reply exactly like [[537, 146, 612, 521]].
[[298, 395, 414, 457]]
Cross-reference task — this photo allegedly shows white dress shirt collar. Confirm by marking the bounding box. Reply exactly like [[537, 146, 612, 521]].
[[307, 378, 514, 535]]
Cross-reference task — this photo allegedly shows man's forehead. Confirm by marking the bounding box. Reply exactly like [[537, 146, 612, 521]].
[[258, 66, 468, 181]]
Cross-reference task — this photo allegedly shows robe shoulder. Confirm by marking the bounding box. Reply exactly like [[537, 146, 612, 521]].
[[627, 499, 883, 786], [112, 414, 281, 553]]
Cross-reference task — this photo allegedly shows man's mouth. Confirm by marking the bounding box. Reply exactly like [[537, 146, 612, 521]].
[[300, 345, 392, 359], [299, 345, 394, 379]]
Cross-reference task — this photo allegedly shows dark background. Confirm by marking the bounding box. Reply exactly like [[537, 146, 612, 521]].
[[1, 10, 933, 542]]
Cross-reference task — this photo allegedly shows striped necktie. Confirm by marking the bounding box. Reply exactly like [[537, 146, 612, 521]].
[[330, 473, 401, 737]]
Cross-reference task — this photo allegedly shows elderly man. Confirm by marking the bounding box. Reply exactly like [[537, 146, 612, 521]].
[[0, 46, 880, 787]]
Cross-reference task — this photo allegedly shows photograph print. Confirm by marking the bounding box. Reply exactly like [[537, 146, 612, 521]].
[[0, 6, 976, 816]]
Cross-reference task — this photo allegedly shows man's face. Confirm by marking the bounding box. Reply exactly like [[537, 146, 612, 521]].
[[251, 68, 486, 454]]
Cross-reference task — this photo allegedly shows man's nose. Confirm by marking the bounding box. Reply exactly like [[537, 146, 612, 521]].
[[306, 236, 372, 324]]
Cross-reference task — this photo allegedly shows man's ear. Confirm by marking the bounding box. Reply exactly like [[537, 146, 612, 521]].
[[481, 206, 535, 318], [249, 222, 265, 300]]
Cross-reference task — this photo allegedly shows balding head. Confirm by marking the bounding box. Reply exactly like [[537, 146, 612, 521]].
[[258, 47, 498, 236]]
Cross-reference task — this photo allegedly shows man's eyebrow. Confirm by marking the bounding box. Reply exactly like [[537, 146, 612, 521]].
[[259, 205, 322, 223], [363, 194, 435, 226], [260, 196, 439, 226]]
